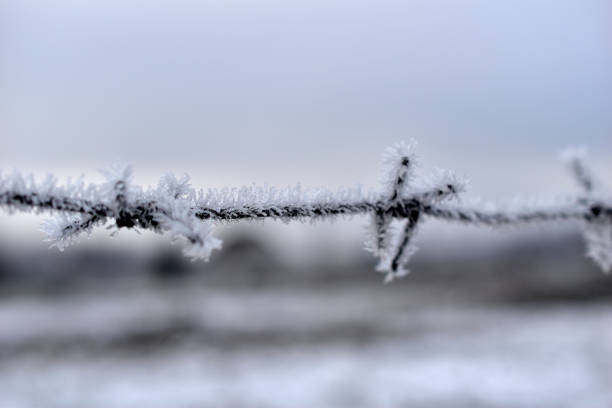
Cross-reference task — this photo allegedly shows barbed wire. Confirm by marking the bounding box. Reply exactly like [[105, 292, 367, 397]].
[[1, 141, 610, 282]]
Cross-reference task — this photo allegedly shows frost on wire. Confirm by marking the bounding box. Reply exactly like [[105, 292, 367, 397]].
[[1, 141, 611, 282]]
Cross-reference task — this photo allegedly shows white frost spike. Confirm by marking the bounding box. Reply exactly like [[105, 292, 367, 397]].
[[158, 173, 193, 199], [99, 163, 133, 182], [180, 222, 223, 261], [376, 242, 418, 283], [411, 169, 467, 203], [40, 216, 74, 251], [99, 164, 135, 207], [40, 214, 102, 251], [376, 218, 420, 283], [584, 222, 612, 273], [162, 216, 222, 261], [154, 199, 222, 262]]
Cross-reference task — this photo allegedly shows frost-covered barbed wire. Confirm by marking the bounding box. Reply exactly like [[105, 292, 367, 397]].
[[1, 141, 611, 281]]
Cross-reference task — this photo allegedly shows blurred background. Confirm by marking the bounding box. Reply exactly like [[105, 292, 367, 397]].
[[1, 1, 612, 407]]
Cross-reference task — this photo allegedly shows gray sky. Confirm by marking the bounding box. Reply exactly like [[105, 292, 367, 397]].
[[1, 0, 611, 248]]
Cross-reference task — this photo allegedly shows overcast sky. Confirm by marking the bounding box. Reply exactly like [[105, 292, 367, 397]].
[[1, 0, 611, 248]]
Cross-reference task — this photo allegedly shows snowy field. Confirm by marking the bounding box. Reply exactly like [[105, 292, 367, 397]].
[[1, 284, 611, 408]]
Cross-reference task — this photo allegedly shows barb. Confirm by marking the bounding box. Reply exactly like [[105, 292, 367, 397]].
[[1, 141, 611, 280], [561, 147, 612, 273], [365, 141, 416, 260], [561, 147, 595, 193]]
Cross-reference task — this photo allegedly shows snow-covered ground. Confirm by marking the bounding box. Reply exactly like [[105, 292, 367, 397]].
[[1, 284, 612, 408]]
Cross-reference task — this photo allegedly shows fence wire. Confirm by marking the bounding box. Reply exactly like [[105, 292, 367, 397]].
[[1, 142, 610, 282]]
